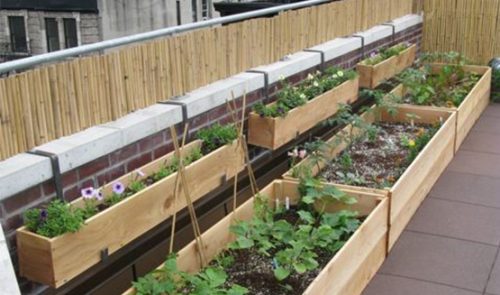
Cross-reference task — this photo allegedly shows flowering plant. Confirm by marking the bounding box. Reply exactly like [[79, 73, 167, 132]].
[[360, 42, 412, 66], [253, 67, 357, 118]]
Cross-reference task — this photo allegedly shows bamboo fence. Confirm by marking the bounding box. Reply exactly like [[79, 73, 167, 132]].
[[423, 0, 500, 65], [0, 0, 413, 161]]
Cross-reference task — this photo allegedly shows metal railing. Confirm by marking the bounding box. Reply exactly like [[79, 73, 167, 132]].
[[0, 0, 331, 74]]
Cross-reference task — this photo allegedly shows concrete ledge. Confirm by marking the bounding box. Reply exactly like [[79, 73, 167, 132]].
[[309, 37, 362, 62], [250, 51, 321, 85], [103, 104, 183, 145], [391, 14, 423, 33], [35, 126, 123, 173], [0, 226, 20, 295], [175, 72, 264, 119], [354, 25, 393, 45], [0, 154, 52, 200]]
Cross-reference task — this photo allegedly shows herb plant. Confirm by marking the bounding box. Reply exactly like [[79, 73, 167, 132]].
[[360, 42, 412, 66], [253, 67, 357, 118], [196, 123, 238, 154], [24, 199, 85, 238]]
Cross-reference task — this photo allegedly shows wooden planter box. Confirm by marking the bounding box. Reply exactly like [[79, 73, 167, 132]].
[[16, 140, 245, 288], [357, 44, 417, 89], [124, 179, 389, 295], [388, 64, 491, 152], [248, 78, 359, 150], [284, 106, 456, 251]]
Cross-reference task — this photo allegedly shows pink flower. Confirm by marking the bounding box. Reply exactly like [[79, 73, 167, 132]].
[[81, 187, 95, 199], [112, 181, 125, 195], [298, 150, 307, 159]]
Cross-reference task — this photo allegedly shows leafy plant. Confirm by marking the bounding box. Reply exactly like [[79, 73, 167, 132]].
[[492, 69, 500, 103], [133, 254, 248, 295], [196, 123, 238, 154], [253, 67, 357, 118], [24, 199, 85, 238], [360, 42, 412, 66]]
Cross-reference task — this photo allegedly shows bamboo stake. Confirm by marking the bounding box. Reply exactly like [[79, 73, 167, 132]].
[[169, 125, 207, 267], [168, 124, 189, 254]]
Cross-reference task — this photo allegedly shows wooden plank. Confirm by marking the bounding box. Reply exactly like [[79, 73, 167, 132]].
[[124, 179, 388, 295], [248, 78, 359, 150], [16, 140, 245, 287], [357, 44, 417, 89]]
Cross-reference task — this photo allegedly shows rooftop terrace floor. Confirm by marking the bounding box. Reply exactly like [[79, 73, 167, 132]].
[[363, 103, 500, 295]]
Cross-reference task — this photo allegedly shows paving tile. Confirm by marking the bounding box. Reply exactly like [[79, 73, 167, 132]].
[[472, 116, 500, 135], [379, 231, 497, 292], [363, 274, 480, 295], [407, 198, 500, 245], [430, 171, 500, 208], [486, 253, 500, 295], [483, 104, 500, 119], [461, 131, 500, 155], [448, 150, 500, 179]]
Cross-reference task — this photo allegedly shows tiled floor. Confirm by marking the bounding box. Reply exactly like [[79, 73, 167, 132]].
[[363, 103, 500, 295]]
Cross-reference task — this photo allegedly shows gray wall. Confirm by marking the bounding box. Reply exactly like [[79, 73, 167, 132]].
[[98, 0, 214, 40]]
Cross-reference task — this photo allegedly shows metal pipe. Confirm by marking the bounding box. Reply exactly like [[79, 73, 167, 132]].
[[0, 0, 331, 74]]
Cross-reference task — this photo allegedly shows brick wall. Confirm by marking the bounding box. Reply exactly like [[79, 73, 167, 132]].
[[0, 20, 423, 294]]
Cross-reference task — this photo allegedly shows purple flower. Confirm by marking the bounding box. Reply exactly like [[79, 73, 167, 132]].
[[370, 51, 378, 58], [136, 170, 145, 177], [81, 187, 96, 199], [112, 181, 125, 195], [40, 209, 48, 221]]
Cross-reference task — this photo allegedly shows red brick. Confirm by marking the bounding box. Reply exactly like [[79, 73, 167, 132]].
[[208, 105, 228, 121], [153, 142, 174, 159], [126, 152, 152, 172], [96, 165, 126, 186], [78, 155, 110, 180], [1, 186, 43, 214], [187, 113, 209, 130], [139, 132, 164, 153], [63, 186, 80, 202], [109, 143, 138, 165], [2, 213, 23, 234], [42, 170, 78, 195]]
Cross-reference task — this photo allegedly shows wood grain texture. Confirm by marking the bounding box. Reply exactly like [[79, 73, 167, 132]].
[[16, 140, 245, 288], [0, 0, 415, 160], [124, 179, 388, 295], [357, 44, 417, 89], [248, 78, 359, 150], [283, 105, 456, 252]]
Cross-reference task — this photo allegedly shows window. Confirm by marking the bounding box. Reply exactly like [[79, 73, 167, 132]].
[[45, 18, 60, 52], [63, 18, 78, 48], [8, 16, 28, 52]]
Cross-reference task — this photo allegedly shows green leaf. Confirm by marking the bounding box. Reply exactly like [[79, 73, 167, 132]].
[[293, 263, 307, 274], [274, 267, 291, 281]]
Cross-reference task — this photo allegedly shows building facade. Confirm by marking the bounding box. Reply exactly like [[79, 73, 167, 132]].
[[0, 0, 215, 62]]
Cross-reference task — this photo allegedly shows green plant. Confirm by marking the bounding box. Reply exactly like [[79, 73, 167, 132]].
[[338, 153, 353, 171], [253, 67, 357, 118], [492, 69, 500, 103], [401, 124, 441, 162], [360, 42, 411, 66], [133, 254, 248, 295], [24, 199, 85, 238], [196, 124, 238, 154]]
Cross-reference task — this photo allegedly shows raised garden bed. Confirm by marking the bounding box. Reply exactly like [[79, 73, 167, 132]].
[[284, 105, 456, 250], [248, 68, 359, 150], [357, 43, 417, 89], [124, 179, 388, 295], [16, 135, 245, 287], [389, 63, 491, 151]]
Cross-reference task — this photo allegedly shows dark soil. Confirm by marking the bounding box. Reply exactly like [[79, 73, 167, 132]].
[[319, 122, 432, 189]]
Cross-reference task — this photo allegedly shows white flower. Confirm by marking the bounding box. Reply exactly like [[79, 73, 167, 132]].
[[299, 93, 307, 100], [313, 81, 319, 87], [307, 73, 314, 80], [337, 71, 344, 77], [279, 75, 286, 81], [332, 74, 338, 79], [316, 70, 321, 75]]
